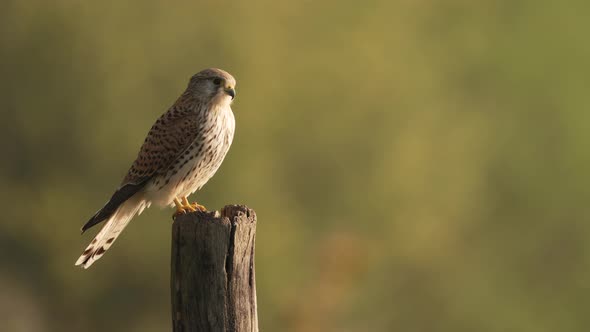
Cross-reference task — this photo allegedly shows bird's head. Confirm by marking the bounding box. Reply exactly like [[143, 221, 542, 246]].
[[187, 68, 236, 106]]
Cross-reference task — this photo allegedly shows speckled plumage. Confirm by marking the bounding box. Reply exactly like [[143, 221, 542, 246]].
[[76, 68, 236, 268]]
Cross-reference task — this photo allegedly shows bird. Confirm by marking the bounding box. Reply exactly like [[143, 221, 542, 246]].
[[75, 68, 237, 269]]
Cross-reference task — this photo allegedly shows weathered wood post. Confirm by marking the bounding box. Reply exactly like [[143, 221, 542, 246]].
[[171, 205, 258, 332]]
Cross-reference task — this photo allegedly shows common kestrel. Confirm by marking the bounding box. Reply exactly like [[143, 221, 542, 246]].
[[75, 68, 237, 269]]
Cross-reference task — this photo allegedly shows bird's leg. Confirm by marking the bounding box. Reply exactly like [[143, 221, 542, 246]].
[[181, 197, 190, 206], [173, 197, 196, 217], [182, 196, 207, 212]]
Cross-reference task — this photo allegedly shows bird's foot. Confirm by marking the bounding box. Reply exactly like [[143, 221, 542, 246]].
[[182, 197, 207, 212], [173, 205, 196, 217], [190, 202, 207, 212], [173, 198, 197, 218]]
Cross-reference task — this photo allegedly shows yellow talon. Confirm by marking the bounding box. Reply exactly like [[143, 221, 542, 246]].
[[182, 197, 207, 212], [191, 202, 207, 212], [173, 198, 196, 217]]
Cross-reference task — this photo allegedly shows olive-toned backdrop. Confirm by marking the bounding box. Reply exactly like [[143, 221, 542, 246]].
[[1, 1, 589, 331]]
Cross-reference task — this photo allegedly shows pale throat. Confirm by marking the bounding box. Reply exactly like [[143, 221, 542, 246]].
[[210, 91, 234, 108]]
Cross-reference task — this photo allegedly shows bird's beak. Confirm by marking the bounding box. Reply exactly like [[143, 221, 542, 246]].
[[224, 86, 236, 100]]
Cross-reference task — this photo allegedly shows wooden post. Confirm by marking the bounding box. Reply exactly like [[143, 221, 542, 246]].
[[171, 205, 258, 332]]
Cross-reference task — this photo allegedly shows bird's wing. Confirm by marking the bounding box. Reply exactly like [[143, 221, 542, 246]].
[[81, 104, 201, 232], [122, 105, 201, 184]]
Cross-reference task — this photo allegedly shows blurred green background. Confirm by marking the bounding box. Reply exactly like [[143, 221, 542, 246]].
[[1, 0, 589, 331]]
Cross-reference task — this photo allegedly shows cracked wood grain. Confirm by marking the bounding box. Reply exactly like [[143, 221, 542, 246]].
[[171, 205, 258, 332]]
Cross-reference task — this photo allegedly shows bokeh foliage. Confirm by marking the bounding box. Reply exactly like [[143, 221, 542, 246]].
[[1, 0, 589, 331]]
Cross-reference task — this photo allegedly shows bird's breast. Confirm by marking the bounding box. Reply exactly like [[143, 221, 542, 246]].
[[147, 106, 235, 206]]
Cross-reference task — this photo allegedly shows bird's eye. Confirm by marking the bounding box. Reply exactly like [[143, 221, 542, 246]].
[[213, 78, 222, 85]]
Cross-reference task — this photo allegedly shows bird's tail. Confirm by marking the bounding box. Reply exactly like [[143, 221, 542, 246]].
[[75, 195, 147, 269]]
